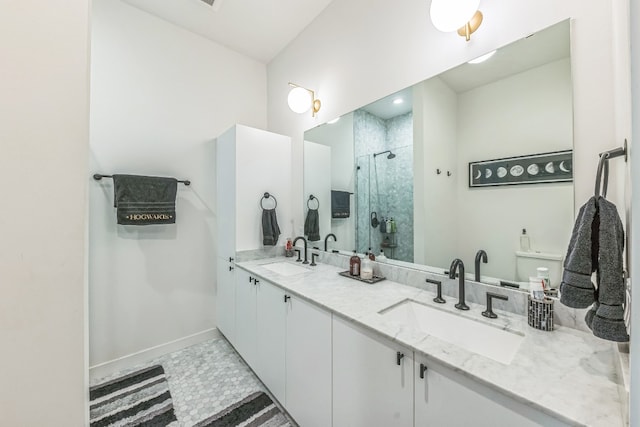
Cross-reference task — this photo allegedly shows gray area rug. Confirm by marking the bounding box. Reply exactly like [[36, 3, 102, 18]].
[[89, 365, 177, 426], [193, 391, 291, 427]]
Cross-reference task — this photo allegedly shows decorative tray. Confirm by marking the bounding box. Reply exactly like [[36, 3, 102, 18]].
[[338, 271, 386, 284]]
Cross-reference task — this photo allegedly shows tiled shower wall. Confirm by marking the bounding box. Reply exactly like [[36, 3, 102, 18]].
[[354, 110, 414, 262]]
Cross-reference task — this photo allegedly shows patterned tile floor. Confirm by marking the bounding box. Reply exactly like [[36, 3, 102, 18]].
[[91, 335, 296, 426]]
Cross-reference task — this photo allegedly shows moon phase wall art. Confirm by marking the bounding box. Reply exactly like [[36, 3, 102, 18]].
[[468, 150, 573, 187]]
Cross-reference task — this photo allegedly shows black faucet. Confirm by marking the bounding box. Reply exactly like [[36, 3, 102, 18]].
[[474, 250, 488, 282], [324, 233, 337, 252], [449, 259, 469, 310], [482, 292, 509, 319], [293, 236, 309, 264]]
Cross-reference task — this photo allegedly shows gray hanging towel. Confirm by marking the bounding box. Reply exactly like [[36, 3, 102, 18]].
[[262, 209, 281, 246], [112, 174, 178, 225], [560, 197, 598, 307], [560, 196, 629, 342], [331, 190, 350, 218], [586, 197, 628, 342], [304, 208, 320, 241]]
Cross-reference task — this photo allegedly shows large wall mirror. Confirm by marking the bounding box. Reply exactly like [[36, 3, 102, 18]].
[[303, 20, 573, 291]]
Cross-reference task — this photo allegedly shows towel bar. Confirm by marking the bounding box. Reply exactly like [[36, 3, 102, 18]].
[[93, 174, 190, 186], [307, 194, 319, 210], [261, 192, 277, 209]]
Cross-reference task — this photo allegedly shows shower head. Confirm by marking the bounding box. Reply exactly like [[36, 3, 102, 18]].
[[373, 150, 396, 160]]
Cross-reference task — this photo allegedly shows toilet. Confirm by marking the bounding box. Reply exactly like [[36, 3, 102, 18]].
[[515, 250, 564, 288]]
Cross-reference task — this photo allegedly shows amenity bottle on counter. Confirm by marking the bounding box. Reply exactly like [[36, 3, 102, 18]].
[[368, 248, 375, 261], [350, 250, 361, 276], [361, 257, 373, 280]]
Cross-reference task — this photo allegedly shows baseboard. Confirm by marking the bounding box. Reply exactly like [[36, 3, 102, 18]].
[[89, 328, 220, 381]]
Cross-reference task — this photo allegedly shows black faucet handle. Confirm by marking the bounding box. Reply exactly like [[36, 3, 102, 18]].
[[482, 292, 509, 319], [426, 279, 445, 304], [311, 253, 319, 266], [294, 249, 301, 262]]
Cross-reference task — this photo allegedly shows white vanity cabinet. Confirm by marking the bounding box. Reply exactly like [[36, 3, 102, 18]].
[[255, 278, 287, 404], [234, 268, 258, 369], [414, 355, 568, 427], [285, 295, 332, 427], [215, 125, 291, 345], [333, 316, 414, 427], [233, 267, 333, 426]]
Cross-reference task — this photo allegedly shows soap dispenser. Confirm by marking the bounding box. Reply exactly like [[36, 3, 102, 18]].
[[349, 250, 361, 276], [520, 228, 531, 252]]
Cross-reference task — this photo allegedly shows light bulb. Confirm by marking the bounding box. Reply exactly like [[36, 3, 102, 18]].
[[430, 0, 480, 32], [288, 87, 312, 114]]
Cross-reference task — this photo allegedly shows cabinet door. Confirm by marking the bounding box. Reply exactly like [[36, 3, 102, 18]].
[[216, 126, 236, 256], [286, 296, 332, 427], [215, 257, 235, 344], [255, 279, 286, 404], [333, 317, 413, 427], [234, 268, 257, 369], [414, 355, 566, 427]]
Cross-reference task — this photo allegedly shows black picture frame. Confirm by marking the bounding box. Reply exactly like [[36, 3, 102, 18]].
[[469, 149, 573, 187]]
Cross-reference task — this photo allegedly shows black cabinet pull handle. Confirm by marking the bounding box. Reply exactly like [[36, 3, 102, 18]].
[[396, 352, 404, 366], [420, 363, 428, 379], [229, 257, 234, 262], [254, 279, 259, 285], [229, 266, 234, 271], [284, 295, 291, 303], [249, 276, 254, 283]]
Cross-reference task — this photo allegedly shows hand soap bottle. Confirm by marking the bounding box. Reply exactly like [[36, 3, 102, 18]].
[[349, 250, 361, 276], [520, 228, 531, 252]]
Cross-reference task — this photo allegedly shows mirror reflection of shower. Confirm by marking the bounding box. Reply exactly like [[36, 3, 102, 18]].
[[373, 150, 396, 159], [354, 107, 414, 262]]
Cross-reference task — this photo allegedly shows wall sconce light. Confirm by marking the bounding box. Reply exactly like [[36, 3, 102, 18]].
[[430, 0, 483, 41], [288, 83, 321, 117]]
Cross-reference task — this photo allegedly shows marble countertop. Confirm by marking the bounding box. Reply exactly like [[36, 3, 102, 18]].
[[236, 257, 625, 427]]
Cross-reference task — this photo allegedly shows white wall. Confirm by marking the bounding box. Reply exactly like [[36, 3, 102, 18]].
[[414, 77, 459, 269], [455, 59, 573, 280], [0, 1, 89, 425], [90, 0, 267, 368]]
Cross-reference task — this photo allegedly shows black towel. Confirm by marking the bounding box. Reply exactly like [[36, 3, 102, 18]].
[[304, 209, 320, 241], [262, 209, 281, 246], [560, 196, 629, 342], [331, 190, 350, 218], [112, 174, 178, 225]]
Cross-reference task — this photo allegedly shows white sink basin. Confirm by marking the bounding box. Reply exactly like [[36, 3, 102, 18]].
[[379, 299, 523, 364], [261, 261, 312, 277]]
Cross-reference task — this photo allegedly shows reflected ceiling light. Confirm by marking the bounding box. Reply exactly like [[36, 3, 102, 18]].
[[393, 98, 404, 105], [430, 0, 483, 41], [327, 117, 340, 124], [467, 49, 496, 64], [288, 82, 321, 117]]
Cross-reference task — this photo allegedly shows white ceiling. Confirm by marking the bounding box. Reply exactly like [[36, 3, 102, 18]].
[[122, 0, 336, 63]]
